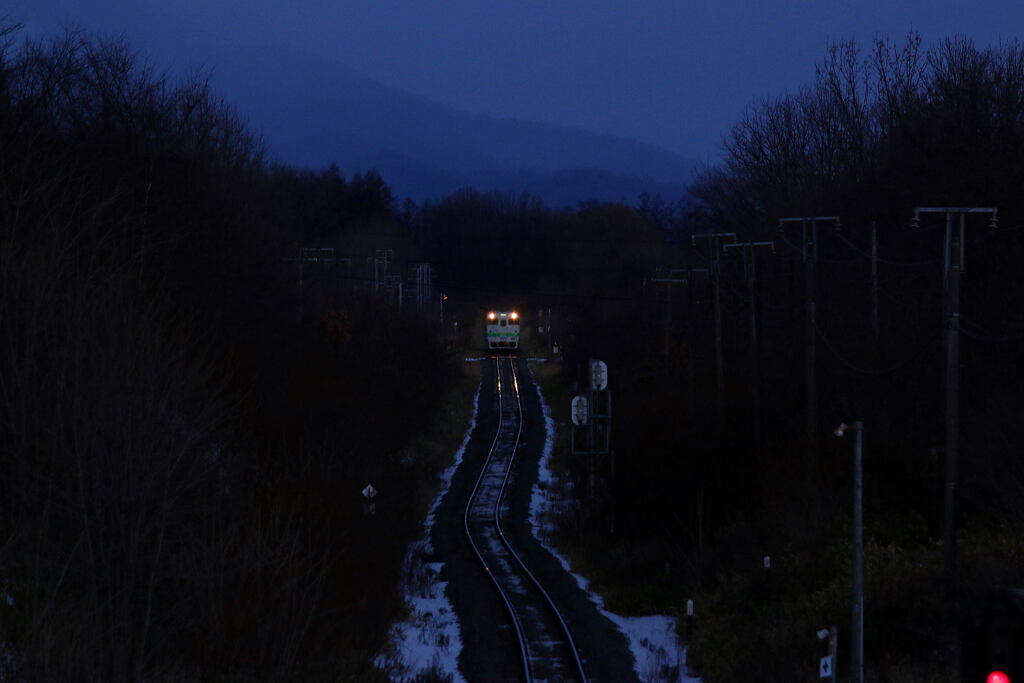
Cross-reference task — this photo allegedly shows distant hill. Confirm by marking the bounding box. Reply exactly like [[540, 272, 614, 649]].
[[13, 1, 700, 206], [192, 42, 698, 205], [353, 151, 687, 208]]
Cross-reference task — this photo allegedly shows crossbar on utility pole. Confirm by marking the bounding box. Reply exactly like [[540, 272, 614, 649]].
[[691, 233, 736, 430], [778, 215, 840, 504], [911, 206, 998, 579]]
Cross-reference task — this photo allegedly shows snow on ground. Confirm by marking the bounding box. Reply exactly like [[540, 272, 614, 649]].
[[528, 371, 701, 683], [376, 384, 482, 683]]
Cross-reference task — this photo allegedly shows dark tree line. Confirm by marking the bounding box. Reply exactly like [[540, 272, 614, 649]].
[[539, 34, 1024, 682], [5, 21, 1022, 683], [0, 26, 457, 680]]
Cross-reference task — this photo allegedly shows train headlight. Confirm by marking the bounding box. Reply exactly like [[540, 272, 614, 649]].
[[510, 312, 519, 320], [488, 312, 496, 320]]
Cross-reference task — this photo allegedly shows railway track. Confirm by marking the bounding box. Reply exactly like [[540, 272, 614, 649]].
[[463, 356, 588, 683]]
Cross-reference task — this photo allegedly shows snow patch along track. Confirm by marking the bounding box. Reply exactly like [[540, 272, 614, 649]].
[[374, 382, 482, 682], [527, 364, 701, 683]]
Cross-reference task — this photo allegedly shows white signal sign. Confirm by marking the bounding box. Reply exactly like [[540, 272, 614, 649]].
[[819, 655, 833, 678], [591, 360, 608, 391], [361, 484, 377, 500], [571, 395, 589, 426]]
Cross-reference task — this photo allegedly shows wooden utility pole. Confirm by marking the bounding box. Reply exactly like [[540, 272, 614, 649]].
[[652, 267, 689, 380], [724, 240, 774, 455], [945, 214, 960, 572], [912, 206, 998, 578], [691, 233, 736, 430], [778, 216, 839, 504], [685, 268, 708, 425], [870, 221, 879, 345]]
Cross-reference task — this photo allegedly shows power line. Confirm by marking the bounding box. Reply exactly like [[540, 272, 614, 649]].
[[832, 229, 938, 268], [960, 318, 1024, 343], [814, 319, 934, 375], [298, 267, 669, 307]]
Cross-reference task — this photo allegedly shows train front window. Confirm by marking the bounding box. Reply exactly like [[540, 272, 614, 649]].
[[499, 319, 507, 326]]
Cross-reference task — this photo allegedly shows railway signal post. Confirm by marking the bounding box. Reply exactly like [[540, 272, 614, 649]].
[[571, 359, 612, 503]]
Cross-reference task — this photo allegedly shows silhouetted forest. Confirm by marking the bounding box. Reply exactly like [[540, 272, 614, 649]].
[[538, 34, 1024, 682], [3, 23, 1024, 682], [0, 26, 455, 680]]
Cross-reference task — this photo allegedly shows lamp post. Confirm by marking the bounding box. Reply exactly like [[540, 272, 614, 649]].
[[836, 421, 864, 683]]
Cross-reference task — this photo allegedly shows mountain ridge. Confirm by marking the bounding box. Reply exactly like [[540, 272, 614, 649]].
[[13, 1, 701, 205]]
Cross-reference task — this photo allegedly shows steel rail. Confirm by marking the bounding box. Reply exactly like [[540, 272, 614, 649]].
[[462, 357, 531, 682], [497, 359, 589, 683]]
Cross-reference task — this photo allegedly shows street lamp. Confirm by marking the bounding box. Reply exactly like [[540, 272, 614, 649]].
[[835, 421, 864, 683]]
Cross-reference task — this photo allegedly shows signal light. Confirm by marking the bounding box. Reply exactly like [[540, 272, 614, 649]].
[[989, 671, 1011, 683]]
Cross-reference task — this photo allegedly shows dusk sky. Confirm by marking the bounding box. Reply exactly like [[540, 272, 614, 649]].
[[10, 0, 1021, 162]]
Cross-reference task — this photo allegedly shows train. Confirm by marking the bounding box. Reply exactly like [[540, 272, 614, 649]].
[[485, 311, 520, 350]]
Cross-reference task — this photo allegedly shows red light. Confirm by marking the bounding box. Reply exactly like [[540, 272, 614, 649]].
[[988, 671, 1011, 683]]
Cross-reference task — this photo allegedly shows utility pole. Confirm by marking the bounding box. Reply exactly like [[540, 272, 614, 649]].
[[691, 233, 736, 430], [911, 206, 998, 578], [374, 249, 393, 293], [685, 268, 707, 424], [410, 262, 432, 314], [778, 215, 840, 503], [651, 266, 689, 380], [871, 221, 880, 346], [724, 240, 774, 456], [547, 308, 553, 351]]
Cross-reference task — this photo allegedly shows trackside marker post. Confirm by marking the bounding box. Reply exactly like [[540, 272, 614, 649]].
[[362, 483, 377, 516], [817, 626, 837, 682], [686, 599, 694, 640]]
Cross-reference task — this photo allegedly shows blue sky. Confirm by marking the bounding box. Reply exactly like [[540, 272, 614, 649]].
[[9, 0, 1021, 161]]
